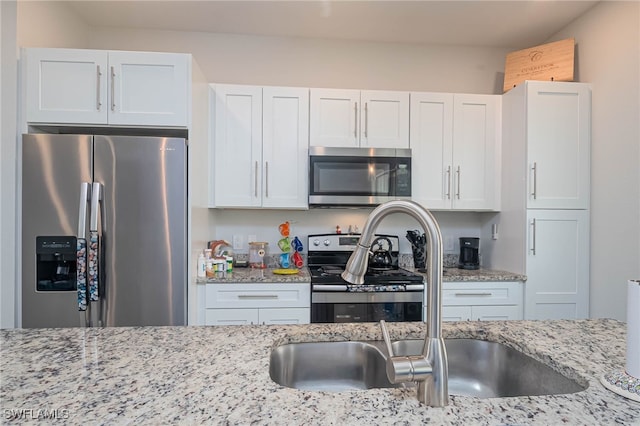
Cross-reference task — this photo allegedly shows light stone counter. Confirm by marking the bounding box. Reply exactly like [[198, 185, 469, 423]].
[[1, 319, 638, 425], [195, 267, 311, 284], [194, 266, 524, 285]]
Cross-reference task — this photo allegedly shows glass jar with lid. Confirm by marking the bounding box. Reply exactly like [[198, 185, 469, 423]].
[[248, 242, 268, 269]]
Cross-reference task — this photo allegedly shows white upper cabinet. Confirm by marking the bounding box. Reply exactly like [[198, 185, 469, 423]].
[[210, 84, 309, 209], [25, 49, 108, 124], [262, 86, 309, 209], [525, 81, 591, 209], [310, 89, 409, 148], [410, 92, 501, 211], [452, 94, 501, 210], [211, 84, 263, 208], [24, 48, 190, 127], [409, 92, 453, 210]]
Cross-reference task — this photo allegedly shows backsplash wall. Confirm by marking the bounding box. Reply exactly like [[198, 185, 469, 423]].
[[208, 209, 484, 255]]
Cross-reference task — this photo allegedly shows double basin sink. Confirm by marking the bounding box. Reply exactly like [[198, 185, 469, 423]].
[[269, 338, 586, 398]]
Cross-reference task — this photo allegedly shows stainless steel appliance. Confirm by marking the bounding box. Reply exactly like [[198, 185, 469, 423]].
[[22, 133, 187, 328], [458, 237, 480, 270], [308, 233, 424, 323], [308, 147, 411, 207]]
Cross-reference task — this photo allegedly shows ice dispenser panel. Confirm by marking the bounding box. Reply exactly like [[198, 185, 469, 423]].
[[36, 236, 77, 291]]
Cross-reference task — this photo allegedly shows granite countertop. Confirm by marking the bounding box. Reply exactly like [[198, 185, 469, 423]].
[[439, 267, 526, 282], [195, 267, 311, 284], [195, 266, 524, 285], [1, 319, 638, 425]]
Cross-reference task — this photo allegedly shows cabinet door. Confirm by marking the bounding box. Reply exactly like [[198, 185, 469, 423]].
[[360, 90, 409, 148], [205, 283, 310, 309], [442, 306, 472, 322], [211, 84, 263, 207], [262, 87, 309, 209], [410, 92, 454, 209], [258, 308, 310, 325], [309, 89, 360, 147], [472, 305, 522, 321], [205, 309, 259, 325], [525, 209, 589, 320], [526, 81, 590, 209], [451, 94, 500, 211], [24, 48, 108, 124], [108, 51, 189, 126]]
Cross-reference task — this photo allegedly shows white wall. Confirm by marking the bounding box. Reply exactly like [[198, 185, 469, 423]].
[[549, 1, 640, 320], [211, 209, 484, 257], [85, 28, 510, 95], [0, 0, 17, 329], [16, 1, 89, 48]]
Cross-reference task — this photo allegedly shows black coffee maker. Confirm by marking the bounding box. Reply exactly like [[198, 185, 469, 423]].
[[458, 237, 480, 270]]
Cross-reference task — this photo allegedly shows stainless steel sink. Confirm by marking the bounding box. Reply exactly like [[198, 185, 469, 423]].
[[392, 339, 586, 398], [269, 341, 391, 391], [269, 339, 587, 398]]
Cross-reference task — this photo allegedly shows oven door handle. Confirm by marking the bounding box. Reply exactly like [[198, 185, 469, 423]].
[[312, 284, 348, 292], [406, 284, 425, 291]]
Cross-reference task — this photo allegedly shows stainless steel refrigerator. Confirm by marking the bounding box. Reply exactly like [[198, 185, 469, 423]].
[[21, 133, 187, 328]]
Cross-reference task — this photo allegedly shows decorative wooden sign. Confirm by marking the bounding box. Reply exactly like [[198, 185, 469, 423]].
[[503, 38, 575, 92]]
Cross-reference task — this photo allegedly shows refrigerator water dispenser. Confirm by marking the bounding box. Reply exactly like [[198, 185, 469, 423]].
[[35, 236, 77, 292]]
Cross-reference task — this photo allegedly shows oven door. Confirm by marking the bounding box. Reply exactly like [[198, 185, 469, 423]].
[[308, 147, 411, 206], [311, 292, 423, 323]]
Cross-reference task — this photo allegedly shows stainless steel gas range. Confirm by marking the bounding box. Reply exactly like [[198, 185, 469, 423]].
[[308, 234, 424, 323]]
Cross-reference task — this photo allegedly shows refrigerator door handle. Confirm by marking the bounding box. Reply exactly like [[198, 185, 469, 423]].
[[76, 183, 90, 313], [89, 183, 102, 303]]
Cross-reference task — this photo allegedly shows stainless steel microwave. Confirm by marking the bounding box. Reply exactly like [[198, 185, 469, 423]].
[[308, 147, 412, 207]]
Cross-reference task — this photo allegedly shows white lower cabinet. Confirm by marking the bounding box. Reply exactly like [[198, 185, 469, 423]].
[[438, 281, 523, 322], [204, 283, 310, 325], [524, 209, 590, 320]]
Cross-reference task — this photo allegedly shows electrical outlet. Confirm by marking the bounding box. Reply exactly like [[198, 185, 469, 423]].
[[247, 234, 257, 244], [232, 235, 244, 250], [444, 236, 455, 252]]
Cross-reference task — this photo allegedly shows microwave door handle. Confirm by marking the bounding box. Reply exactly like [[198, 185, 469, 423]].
[[89, 183, 102, 327], [76, 183, 90, 325]]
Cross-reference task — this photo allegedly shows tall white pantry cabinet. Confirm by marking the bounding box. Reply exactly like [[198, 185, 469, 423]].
[[493, 81, 591, 320]]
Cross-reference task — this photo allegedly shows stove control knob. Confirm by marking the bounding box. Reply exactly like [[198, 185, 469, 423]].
[[313, 239, 320, 246], [323, 239, 331, 247]]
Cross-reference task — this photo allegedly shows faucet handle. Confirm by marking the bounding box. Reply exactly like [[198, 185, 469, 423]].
[[380, 320, 396, 357], [379, 320, 432, 384]]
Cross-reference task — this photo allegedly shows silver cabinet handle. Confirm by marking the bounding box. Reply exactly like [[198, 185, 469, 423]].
[[456, 166, 461, 199], [530, 218, 537, 255], [531, 162, 537, 199], [238, 295, 278, 300], [254, 161, 258, 198], [110, 66, 116, 111], [354, 102, 358, 139], [445, 166, 451, 200], [364, 102, 368, 138], [454, 292, 492, 297], [96, 66, 102, 110], [265, 161, 269, 198]]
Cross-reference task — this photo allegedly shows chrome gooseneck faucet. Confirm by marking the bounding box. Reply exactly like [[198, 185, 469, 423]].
[[341, 200, 449, 406]]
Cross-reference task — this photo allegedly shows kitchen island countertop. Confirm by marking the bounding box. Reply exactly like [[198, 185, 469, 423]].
[[1, 319, 638, 425]]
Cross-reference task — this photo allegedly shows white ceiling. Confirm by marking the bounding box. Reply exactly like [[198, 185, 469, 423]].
[[62, 0, 599, 49]]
